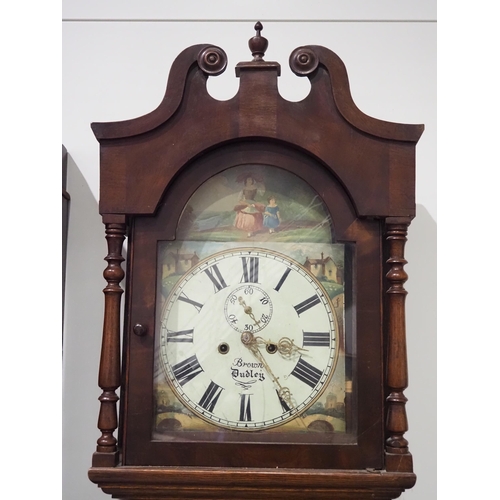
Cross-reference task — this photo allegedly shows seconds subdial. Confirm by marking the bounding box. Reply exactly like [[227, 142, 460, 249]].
[[224, 284, 273, 334]]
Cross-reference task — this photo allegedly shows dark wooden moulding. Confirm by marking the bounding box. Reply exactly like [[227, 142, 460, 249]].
[[88, 24, 423, 500]]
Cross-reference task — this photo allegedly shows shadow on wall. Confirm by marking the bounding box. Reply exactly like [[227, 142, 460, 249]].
[[403, 203, 437, 499], [63, 153, 113, 500]]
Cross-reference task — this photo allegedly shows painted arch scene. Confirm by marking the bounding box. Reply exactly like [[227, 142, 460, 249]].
[[176, 164, 334, 243]]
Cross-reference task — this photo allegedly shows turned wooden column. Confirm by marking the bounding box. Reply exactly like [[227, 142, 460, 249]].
[[92, 215, 126, 467], [384, 217, 413, 472]]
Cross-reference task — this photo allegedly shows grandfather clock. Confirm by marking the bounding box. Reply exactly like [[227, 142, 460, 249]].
[[89, 23, 423, 499]]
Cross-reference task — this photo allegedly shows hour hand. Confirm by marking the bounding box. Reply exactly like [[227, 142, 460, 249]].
[[253, 336, 307, 357], [275, 337, 307, 357]]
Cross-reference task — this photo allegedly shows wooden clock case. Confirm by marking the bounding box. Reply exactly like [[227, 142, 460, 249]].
[[88, 24, 423, 500]]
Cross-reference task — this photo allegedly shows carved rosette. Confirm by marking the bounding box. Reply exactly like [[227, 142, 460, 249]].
[[93, 220, 126, 467], [197, 46, 227, 76], [385, 219, 411, 458], [289, 47, 319, 76]]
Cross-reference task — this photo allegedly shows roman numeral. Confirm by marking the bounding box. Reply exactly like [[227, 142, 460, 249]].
[[239, 393, 252, 421], [303, 331, 330, 347], [276, 389, 291, 413], [204, 264, 228, 292], [274, 267, 291, 291], [198, 381, 223, 412], [241, 257, 259, 283], [166, 328, 194, 343], [172, 355, 203, 386], [294, 294, 321, 316], [178, 293, 203, 312], [291, 357, 323, 388]]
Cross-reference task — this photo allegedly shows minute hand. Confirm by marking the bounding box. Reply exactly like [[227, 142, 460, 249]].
[[241, 331, 293, 408]]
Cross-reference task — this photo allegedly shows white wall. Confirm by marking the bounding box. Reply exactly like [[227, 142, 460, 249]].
[[62, 3, 436, 499]]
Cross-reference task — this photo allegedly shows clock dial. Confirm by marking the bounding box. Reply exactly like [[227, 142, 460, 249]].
[[224, 284, 273, 334], [160, 248, 338, 430]]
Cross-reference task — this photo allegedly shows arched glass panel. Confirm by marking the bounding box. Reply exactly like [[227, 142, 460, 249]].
[[153, 164, 354, 444]]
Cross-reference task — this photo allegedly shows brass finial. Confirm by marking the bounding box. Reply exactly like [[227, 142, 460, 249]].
[[248, 21, 268, 61]]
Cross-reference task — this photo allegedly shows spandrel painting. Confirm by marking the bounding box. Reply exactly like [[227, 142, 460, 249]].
[[153, 165, 355, 443]]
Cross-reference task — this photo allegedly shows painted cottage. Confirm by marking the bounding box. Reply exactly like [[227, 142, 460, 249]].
[[304, 253, 343, 284], [162, 250, 200, 278]]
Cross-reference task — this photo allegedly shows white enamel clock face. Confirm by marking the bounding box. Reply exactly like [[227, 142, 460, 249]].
[[159, 248, 337, 430]]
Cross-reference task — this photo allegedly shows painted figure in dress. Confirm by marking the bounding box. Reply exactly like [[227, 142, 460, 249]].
[[263, 196, 281, 233], [233, 174, 266, 237]]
